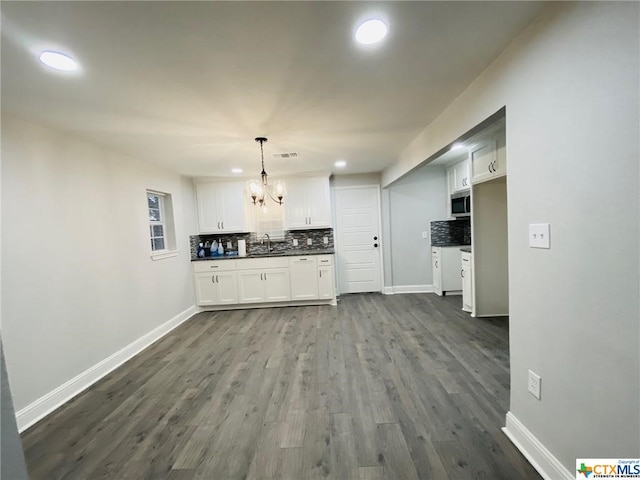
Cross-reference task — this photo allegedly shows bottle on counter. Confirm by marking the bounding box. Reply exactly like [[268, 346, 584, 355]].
[[198, 243, 205, 258], [217, 238, 224, 256]]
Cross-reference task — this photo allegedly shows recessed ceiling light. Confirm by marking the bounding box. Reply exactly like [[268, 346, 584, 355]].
[[39, 50, 79, 72], [355, 19, 388, 45], [231, 168, 243, 174], [334, 160, 347, 168]]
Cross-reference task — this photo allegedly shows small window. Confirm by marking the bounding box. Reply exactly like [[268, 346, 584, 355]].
[[147, 190, 177, 259], [148, 191, 166, 251]]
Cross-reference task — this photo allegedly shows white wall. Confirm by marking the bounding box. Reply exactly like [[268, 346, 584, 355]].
[[1, 115, 197, 416], [383, 2, 639, 475], [386, 165, 447, 291]]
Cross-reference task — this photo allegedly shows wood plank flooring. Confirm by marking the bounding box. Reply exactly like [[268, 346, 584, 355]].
[[21, 293, 541, 480]]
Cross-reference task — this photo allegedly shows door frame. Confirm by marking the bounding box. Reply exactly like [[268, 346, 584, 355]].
[[331, 184, 385, 295]]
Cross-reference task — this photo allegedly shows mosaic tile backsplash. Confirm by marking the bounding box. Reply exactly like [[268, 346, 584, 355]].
[[190, 228, 334, 259], [430, 218, 471, 246]]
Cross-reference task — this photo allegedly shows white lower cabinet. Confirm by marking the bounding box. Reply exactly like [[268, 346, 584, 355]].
[[317, 254, 334, 299], [290, 256, 319, 300], [461, 251, 473, 313], [432, 246, 463, 296], [193, 260, 239, 306], [237, 257, 291, 304], [289, 254, 335, 301], [237, 269, 291, 303], [194, 254, 335, 308], [194, 271, 238, 305]]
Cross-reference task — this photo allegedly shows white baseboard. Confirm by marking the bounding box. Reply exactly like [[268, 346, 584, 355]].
[[16, 305, 199, 433], [383, 284, 433, 295], [502, 411, 573, 480]]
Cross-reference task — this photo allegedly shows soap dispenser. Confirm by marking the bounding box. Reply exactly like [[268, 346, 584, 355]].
[[217, 238, 224, 256]]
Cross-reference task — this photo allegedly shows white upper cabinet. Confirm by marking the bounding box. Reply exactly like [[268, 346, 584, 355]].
[[470, 139, 504, 184], [452, 160, 471, 193], [196, 182, 249, 233], [284, 176, 331, 229]]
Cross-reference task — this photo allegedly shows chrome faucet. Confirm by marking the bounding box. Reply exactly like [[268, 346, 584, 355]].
[[261, 233, 273, 252]]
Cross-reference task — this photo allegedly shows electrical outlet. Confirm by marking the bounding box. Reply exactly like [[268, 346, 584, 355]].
[[227, 241, 232, 249], [323, 236, 328, 245], [528, 370, 541, 400], [293, 238, 298, 246], [307, 238, 313, 246]]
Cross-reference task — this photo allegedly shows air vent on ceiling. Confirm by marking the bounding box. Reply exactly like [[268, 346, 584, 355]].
[[273, 152, 299, 159]]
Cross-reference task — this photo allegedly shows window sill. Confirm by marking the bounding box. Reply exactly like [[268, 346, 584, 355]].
[[150, 250, 179, 261]]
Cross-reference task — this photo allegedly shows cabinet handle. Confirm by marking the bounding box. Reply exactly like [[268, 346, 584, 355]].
[[210, 265, 219, 268], [319, 270, 322, 278], [264, 272, 267, 281], [435, 260, 438, 268], [461, 269, 464, 278], [299, 258, 307, 261], [211, 275, 215, 284], [216, 275, 219, 283], [260, 273, 263, 281]]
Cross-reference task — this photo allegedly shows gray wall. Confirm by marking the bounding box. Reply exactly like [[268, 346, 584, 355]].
[[330, 172, 381, 188], [386, 165, 446, 289], [2, 115, 198, 424], [1, 338, 28, 479], [383, 2, 639, 473]]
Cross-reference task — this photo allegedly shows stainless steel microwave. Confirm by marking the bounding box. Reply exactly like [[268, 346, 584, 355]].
[[451, 193, 471, 217]]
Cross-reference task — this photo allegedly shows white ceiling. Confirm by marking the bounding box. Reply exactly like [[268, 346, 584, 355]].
[[2, 2, 545, 179]]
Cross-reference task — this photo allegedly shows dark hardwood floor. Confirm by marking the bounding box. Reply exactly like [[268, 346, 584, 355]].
[[21, 293, 540, 480]]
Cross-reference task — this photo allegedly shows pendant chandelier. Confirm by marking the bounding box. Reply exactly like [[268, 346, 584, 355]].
[[248, 137, 286, 207]]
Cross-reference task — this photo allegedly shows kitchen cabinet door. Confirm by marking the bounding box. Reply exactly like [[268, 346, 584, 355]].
[[263, 268, 291, 302], [237, 270, 265, 303], [432, 249, 442, 296], [215, 271, 239, 305], [237, 268, 291, 303], [285, 176, 331, 229], [318, 265, 335, 299], [290, 256, 319, 300], [453, 160, 471, 192], [470, 139, 503, 184], [196, 182, 248, 233], [432, 246, 463, 296], [195, 272, 218, 305], [461, 253, 473, 313], [194, 271, 238, 305]]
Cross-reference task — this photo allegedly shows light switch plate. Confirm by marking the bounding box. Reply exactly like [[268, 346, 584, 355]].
[[422, 231, 428, 239], [529, 223, 550, 249]]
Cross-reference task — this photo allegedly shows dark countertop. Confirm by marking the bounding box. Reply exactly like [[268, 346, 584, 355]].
[[431, 243, 471, 248], [192, 249, 335, 261]]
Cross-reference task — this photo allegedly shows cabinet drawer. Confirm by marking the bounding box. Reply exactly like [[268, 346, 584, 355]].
[[237, 257, 289, 270], [193, 260, 237, 273], [317, 255, 333, 266]]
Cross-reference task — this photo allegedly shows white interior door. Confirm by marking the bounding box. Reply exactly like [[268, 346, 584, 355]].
[[333, 186, 382, 294]]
